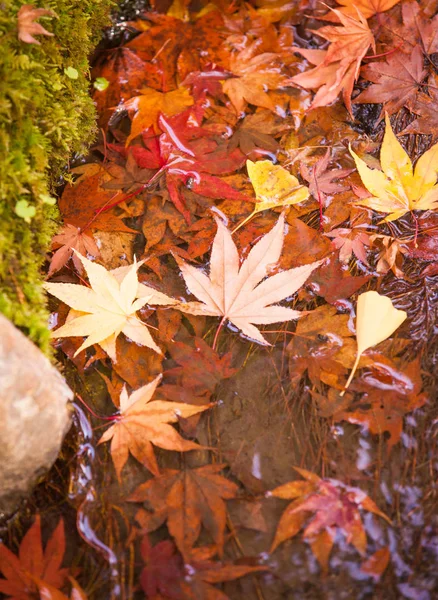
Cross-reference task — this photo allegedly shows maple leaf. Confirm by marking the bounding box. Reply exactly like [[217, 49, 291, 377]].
[[17, 4, 56, 45], [400, 74, 438, 140], [290, 9, 375, 115], [227, 111, 284, 156], [326, 227, 371, 264], [177, 214, 322, 346], [165, 337, 237, 395], [350, 114, 438, 222], [121, 87, 194, 145], [99, 376, 212, 479], [139, 536, 184, 600], [44, 253, 177, 361], [337, 358, 427, 449], [130, 464, 238, 556], [308, 256, 370, 303], [223, 52, 288, 114], [300, 150, 353, 199], [332, 0, 401, 19], [0, 516, 69, 600], [48, 224, 100, 278], [354, 46, 427, 116], [270, 468, 390, 571], [369, 234, 408, 277]]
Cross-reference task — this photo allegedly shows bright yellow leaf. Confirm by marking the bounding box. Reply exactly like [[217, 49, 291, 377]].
[[233, 160, 309, 231], [341, 290, 407, 394], [350, 115, 438, 222]]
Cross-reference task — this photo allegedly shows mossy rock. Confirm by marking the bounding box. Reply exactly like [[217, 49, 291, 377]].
[[0, 0, 113, 352]]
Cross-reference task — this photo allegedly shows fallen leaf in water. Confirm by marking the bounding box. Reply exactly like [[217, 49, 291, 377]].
[[17, 4, 56, 44], [332, 0, 401, 18], [140, 536, 184, 600], [121, 87, 194, 145], [350, 114, 438, 222], [341, 290, 407, 393], [326, 227, 370, 264], [308, 256, 371, 304], [48, 224, 100, 278], [270, 468, 390, 571], [177, 214, 322, 345], [130, 464, 238, 556], [99, 376, 211, 479], [361, 547, 391, 580], [44, 253, 177, 361], [232, 159, 308, 231], [0, 516, 69, 599], [290, 8, 375, 115], [354, 46, 427, 117]]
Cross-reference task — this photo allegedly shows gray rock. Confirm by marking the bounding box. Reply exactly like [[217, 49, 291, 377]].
[[0, 315, 73, 516]]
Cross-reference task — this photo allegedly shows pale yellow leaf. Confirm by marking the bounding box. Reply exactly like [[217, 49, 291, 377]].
[[177, 214, 322, 345], [44, 254, 176, 361], [341, 291, 407, 394]]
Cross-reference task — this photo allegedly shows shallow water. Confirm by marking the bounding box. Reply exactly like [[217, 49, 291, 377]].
[[1, 1, 438, 599]]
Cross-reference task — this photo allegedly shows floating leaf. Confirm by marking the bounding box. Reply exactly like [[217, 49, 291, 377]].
[[341, 291, 407, 394]]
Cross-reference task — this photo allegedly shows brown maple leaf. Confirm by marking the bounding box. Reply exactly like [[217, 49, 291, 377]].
[[48, 224, 100, 278], [354, 46, 427, 116], [291, 8, 375, 115], [17, 4, 56, 45], [400, 74, 438, 140], [130, 464, 238, 556], [223, 52, 288, 115], [369, 234, 408, 277], [98, 375, 212, 479], [270, 468, 390, 571], [0, 516, 69, 599]]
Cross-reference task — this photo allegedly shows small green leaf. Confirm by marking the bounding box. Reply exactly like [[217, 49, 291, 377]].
[[64, 66, 79, 79], [93, 77, 109, 91], [15, 200, 36, 223], [40, 193, 57, 205]]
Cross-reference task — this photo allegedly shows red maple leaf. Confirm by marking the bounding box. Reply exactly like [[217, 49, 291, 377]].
[[0, 516, 69, 600]]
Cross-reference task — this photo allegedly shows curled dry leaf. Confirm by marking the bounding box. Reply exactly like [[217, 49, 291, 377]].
[[177, 214, 323, 346], [99, 375, 212, 479], [17, 4, 56, 45], [341, 291, 407, 394], [44, 252, 177, 361]]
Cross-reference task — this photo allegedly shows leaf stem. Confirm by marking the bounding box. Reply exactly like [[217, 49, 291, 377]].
[[232, 210, 257, 234], [340, 352, 361, 396], [212, 316, 226, 351], [75, 393, 120, 421]]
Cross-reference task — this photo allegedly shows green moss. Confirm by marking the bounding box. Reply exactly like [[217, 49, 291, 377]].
[[0, 0, 113, 352]]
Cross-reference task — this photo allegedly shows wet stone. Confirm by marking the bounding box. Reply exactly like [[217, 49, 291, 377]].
[[0, 315, 73, 517]]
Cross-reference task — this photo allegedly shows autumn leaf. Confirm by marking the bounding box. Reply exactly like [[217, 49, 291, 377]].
[[99, 375, 212, 479], [400, 74, 438, 140], [332, 0, 401, 19], [44, 253, 177, 361], [130, 464, 238, 556], [121, 86, 194, 145], [350, 114, 438, 222], [300, 149, 353, 199], [354, 46, 427, 116], [48, 224, 99, 278], [326, 227, 371, 264], [139, 536, 184, 600], [270, 468, 390, 571], [290, 8, 375, 115], [0, 516, 69, 600], [223, 52, 288, 114], [227, 110, 287, 156], [177, 214, 322, 346], [233, 159, 309, 232], [341, 291, 407, 394], [17, 4, 56, 45]]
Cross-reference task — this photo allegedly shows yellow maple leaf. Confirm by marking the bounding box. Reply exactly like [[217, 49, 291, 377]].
[[333, 0, 401, 19], [44, 253, 177, 361], [121, 87, 194, 145], [350, 115, 438, 222], [233, 159, 309, 232]]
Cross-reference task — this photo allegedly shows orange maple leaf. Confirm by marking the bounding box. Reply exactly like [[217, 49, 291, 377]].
[[17, 4, 56, 45], [291, 8, 375, 115], [98, 375, 212, 480]]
